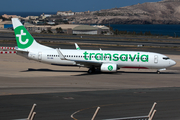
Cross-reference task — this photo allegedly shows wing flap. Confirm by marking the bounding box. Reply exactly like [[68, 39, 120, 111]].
[[70, 60, 102, 67]]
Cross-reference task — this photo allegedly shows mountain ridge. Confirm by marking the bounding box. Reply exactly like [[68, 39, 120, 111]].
[[68, 0, 180, 24]]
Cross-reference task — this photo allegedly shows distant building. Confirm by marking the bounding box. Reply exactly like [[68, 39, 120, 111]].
[[40, 13, 52, 19], [73, 25, 101, 35], [46, 22, 55, 25], [75, 12, 84, 15], [25, 16, 39, 20], [23, 22, 106, 35], [0, 21, 12, 28], [93, 25, 110, 33], [57, 10, 75, 16], [51, 24, 101, 34], [51, 24, 79, 34], [24, 22, 51, 33], [41, 13, 52, 18]]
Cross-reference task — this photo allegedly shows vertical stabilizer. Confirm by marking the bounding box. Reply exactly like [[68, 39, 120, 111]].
[[12, 18, 52, 51]]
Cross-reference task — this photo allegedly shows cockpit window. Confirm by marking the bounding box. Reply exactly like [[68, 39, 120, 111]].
[[163, 57, 170, 60]]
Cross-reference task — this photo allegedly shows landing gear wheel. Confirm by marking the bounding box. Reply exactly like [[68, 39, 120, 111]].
[[88, 69, 93, 74], [157, 71, 160, 74], [88, 68, 95, 74]]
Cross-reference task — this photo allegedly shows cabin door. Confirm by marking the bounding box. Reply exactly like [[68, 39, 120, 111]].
[[154, 55, 158, 63], [38, 52, 42, 60]]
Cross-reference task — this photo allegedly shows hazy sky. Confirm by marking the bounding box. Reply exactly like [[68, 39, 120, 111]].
[[1, 0, 161, 12]]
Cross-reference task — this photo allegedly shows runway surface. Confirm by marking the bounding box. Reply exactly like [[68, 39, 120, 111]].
[[0, 46, 180, 119]]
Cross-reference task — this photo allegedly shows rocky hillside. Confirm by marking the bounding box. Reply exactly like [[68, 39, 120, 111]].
[[68, 0, 180, 24]]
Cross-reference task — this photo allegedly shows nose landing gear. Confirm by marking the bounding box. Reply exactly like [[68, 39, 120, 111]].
[[157, 68, 166, 74]]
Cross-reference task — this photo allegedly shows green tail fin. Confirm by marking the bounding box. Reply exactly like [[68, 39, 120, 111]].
[[12, 18, 34, 49]]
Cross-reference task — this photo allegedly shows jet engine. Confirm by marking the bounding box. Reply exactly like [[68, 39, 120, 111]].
[[101, 63, 117, 72]]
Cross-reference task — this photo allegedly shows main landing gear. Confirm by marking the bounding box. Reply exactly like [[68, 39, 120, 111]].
[[157, 70, 160, 74], [88, 67, 95, 74]]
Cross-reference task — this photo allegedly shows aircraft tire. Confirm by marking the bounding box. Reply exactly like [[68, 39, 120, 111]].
[[88, 68, 95, 74], [157, 71, 160, 74]]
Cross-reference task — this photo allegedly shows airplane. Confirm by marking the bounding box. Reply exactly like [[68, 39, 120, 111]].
[[11, 18, 176, 74]]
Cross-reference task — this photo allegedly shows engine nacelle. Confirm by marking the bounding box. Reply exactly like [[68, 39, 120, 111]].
[[101, 63, 117, 72]]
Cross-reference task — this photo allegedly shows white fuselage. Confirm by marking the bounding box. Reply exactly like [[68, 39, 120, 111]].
[[23, 48, 176, 70]]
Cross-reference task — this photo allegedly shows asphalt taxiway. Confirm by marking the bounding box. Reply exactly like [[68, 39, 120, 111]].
[[1, 32, 180, 48], [0, 47, 180, 120]]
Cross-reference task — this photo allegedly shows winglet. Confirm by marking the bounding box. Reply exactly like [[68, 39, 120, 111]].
[[75, 43, 81, 50]]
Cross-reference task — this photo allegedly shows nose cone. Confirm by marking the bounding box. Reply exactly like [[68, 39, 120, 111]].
[[170, 60, 176, 66]]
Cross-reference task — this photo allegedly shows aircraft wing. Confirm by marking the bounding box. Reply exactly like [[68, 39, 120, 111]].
[[70, 59, 102, 67]]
